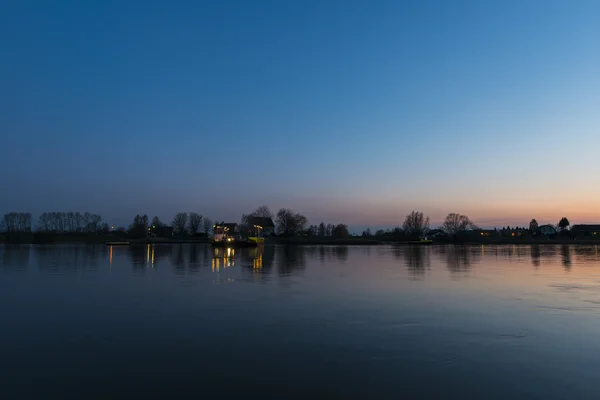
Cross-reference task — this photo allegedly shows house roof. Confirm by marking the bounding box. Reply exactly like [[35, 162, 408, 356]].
[[246, 216, 275, 228]]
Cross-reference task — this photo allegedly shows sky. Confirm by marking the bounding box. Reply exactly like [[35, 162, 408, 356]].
[[1, 0, 599, 230]]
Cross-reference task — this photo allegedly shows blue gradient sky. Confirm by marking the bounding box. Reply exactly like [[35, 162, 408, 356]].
[[1, 0, 599, 229]]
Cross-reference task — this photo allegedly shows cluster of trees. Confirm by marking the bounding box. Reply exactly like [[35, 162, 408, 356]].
[[275, 208, 308, 236], [2, 212, 33, 232], [128, 213, 214, 238], [305, 223, 350, 238], [37, 212, 105, 233], [361, 211, 476, 240], [1, 211, 107, 233]]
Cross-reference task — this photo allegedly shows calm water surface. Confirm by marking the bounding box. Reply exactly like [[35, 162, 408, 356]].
[[1, 244, 600, 399]]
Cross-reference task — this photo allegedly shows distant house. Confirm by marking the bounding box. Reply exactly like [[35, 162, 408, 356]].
[[426, 229, 446, 239], [245, 216, 275, 236], [571, 224, 600, 237], [479, 229, 499, 237], [501, 228, 528, 237], [149, 225, 173, 237], [539, 224, 557, 238]]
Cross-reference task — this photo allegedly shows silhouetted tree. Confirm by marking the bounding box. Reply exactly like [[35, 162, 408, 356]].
[[332, 224, 350, 238], [529, 219, 539, 235], [99, 222, 110, 233], [203, 218, 213, 235], [249, 205, 273, 218], [2, 212, 32, 232], [275, 208, 307, 236], [151, 216, 163, 228], [558, 217, 570, 232], [173, 212, 188, 235], [318, 222, 326, 236], [188, 212, 203, 235], [128, 214, 149, 238], [402, 211, 430, 240], [442, 213, 476, 237], [375, 229, 385, 236], [326, 223, 335, 236]]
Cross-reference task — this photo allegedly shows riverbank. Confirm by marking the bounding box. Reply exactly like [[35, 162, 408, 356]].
[[3, 233, 600, 246]]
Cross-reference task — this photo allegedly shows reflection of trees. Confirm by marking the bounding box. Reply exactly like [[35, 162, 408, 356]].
[[435, 245, 480, 275], [188, 245, 201, 273], [401, 246, 430, 277], [1, 245, 30, 270], [277, 245, 306, 276], [531, 245, 541, 268], [332, 246, 348, 262], [172, 245, 185, 275], [309, 246, 349, 264], [127, 244, 172, 271], [34, 245, 103, 272], [561, 245, 571, 271]]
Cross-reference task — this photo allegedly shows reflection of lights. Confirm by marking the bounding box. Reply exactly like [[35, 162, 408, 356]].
[[109, 245, 113, 266], [151, 246, 155, 266], [253, 254, 263, 270], [146, 244, 150, 264]]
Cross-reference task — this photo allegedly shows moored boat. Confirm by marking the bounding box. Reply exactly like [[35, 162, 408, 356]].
[[408, 239, 433, 245]]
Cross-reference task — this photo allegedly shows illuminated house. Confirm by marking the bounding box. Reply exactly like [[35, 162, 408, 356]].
[[244, 217, 275, 236], [213, 223, 239, 241]]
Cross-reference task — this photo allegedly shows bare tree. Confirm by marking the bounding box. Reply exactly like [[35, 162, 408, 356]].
[[203, 217, 213, 235], [326, 223, 334, 236], [188, 212, 203, 235], [173, 212, 188, 235], [275, 208, 307, 236], [318, 222, 326, 236], [38, 213, 50, 232], [82, 212, 91, 232], [402, 211, 430, 239], [2, 213, 32, 232], [442, 213, 476, 237], [151, 216, 163, 228], [250, 205, 273, 218], [74, 212, 83, 232]]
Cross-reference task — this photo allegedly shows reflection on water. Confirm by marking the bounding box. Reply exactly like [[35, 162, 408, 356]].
[[561, 245, 572, 270], [3, 244, 600, 278], [436, 245, 481, 276], [394, 245, 431, 278], [2, 244, 600, 398], [531, 245, 541, 267]]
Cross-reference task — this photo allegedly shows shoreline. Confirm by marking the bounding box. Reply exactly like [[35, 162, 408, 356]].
[[2, 233, 600, 246]]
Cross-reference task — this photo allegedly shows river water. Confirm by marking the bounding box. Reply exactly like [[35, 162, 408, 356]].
[[1, 244, 600, 399]]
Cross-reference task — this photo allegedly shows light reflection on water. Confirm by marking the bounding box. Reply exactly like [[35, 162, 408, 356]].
[[1, 244, 600, 399]]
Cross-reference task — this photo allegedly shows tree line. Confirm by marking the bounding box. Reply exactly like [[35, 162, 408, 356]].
[[1, 212, 107, 233], [127, 213, 214, 238]]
